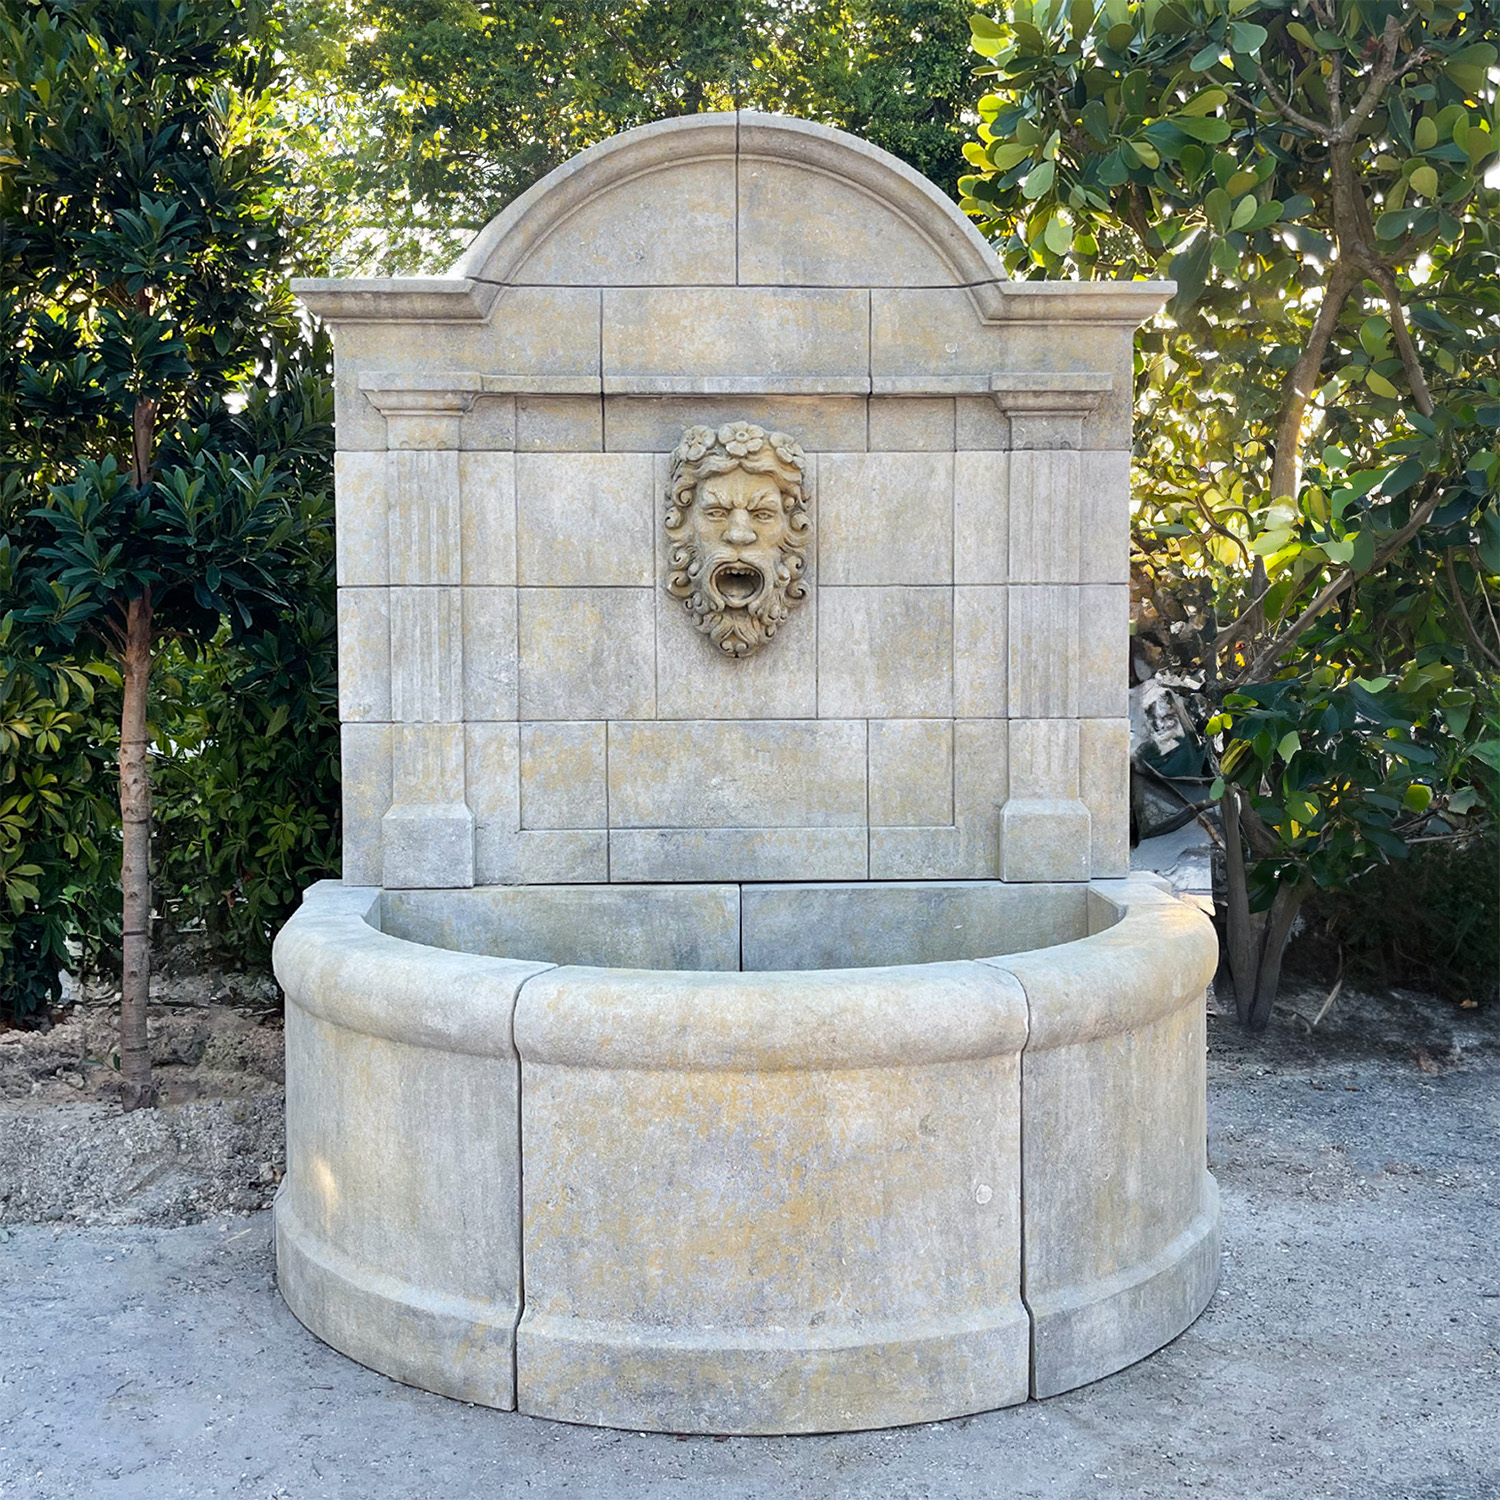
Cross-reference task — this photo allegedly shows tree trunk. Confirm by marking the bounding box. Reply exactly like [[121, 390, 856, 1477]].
[[1220, 785, 1308, 1031], [119, 590, 155, 1111]]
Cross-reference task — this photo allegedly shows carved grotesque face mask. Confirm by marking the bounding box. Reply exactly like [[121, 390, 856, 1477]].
[[665, 423, 811, 658]]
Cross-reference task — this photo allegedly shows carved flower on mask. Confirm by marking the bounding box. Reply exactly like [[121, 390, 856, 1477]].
[[665, 421, 811, 658], [769, 431, 805, 470], [717, 421, 765, 458]]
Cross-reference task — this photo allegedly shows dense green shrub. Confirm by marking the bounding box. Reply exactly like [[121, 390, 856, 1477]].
[[1292, 830, 1499, 1006], [152, 340, 339, 968]]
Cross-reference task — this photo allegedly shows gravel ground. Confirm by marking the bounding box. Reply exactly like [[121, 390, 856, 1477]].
[[2, 985, 1497, 1500]]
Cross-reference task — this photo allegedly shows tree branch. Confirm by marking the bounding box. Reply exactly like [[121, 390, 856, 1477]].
[[1269, 256, 1360, 504], [1338, 17, 1418, 142], [1364, 260, 1434, 416], [1446, 549, 1500, 671], [1238, 483, 1446, 682], [1255, 65, 1330, 139]]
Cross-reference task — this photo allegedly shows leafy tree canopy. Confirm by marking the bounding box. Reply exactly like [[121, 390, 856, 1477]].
[[962, 0, 1500, 1025], [288, 0, 979, 272]]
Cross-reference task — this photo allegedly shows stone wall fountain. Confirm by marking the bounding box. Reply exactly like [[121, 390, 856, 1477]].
[[276, 112, 1220, 1434]]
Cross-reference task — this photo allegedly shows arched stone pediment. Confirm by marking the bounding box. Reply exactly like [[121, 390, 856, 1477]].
[[454, 112, 1003, 291]]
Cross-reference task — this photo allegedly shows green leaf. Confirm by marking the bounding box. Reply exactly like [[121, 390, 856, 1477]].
[[1230, 193, 1257, 229], [1286, 21, 1318, 49], [1190, 41, 1223, 71], [989, 142, 1033, 170], [1365, 371, 1399, 399], [1381, 458, 1424, 496], [1106, 21, 1134, 49], [1277, 731, 1300, 762], [1414, 116, 1439, 152], [1445, 43, 1498, 94], [1252, 527, 1293, 556], [1410, 164, 1439, 198], [1322, 537, 1356, 564], [1043, 215, 1072, 255], [1130, 139, 1161, 168], [1403, 783, 1432, 813], [1474, 741, 1500, 773], [1021, 159, 1056, 199], [1358, 317, 1390, 357], [1173, 115, 1232, 143], [1227, 20, 1267, 54]]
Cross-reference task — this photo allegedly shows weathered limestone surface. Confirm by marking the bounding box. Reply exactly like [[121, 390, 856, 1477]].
[[294, 111, 1169, 888], [273, 874, 1217, 1428], [513, 958, 1032, 1432]]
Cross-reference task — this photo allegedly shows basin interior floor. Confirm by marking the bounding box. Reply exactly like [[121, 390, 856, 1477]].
[[2, 990, 1497, 1500]]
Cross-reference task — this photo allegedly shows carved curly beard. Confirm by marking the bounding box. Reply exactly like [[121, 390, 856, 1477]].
[[668, 544, 801, 658]]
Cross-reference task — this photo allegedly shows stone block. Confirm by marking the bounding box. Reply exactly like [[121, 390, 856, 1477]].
[[461, 587, 518, 721], [390, 587, 464, 723], [381, 883, 741, 970], [1080, 450, 1131, 584], [515, 155, 735, 286], [608, 827, 868, 883], [520, 722, 607, 829], [517, 588, 655, 720], [868, 719, 952, 828], [516, 397, 603, 453], [514, 829, 609, 883], [817, 452, 953, 585], [459, 452, 516, 586], [871, 288, 1002, 380], [737, 154, 962, 287], [1078, 583, 1129, 719], [1008, 586, 1078, 718], [953, 451, 1009, 584], [337, 587, 390, 722], [333, 362, 387, 453], [461, 394, 517, 452], [276, 1016, 522, 1408], [607, 719, 867, 829], [990, 882, 1219, 1395], [1009, 450, 1081, 583], [516, 453, 656, 587], [512, 959, 1030, 1432], [655, 585, 819, 719], [954, 586, 1008, 718], [994, 322, 1137, 452], [601, 287, 869, 379], [466, 723, 520, 884], [603, 395, 867, 453], [482, 285, 603, 377], [817, 587, 953, 718], [382, 802, 475, 889], [955, 394, 1009, 451], [1007, 717, 1079, 800], [1080, 717, 1130, 877], [997, 798, 1091, 883], [340, 723, 391, 885], [388, 451, 462, 586], [870, 717, 1008, 880], [335, 452, 388, 586], [392, 722, 467, 805], [868, 397, 955, 451], [740, 881, 1088, 970]]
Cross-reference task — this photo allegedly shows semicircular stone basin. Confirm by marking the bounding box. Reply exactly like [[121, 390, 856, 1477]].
[[272, 875, 1219, 1435]]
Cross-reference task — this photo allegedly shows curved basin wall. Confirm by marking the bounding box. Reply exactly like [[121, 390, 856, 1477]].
[[272, 876, 1218, 1433]]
